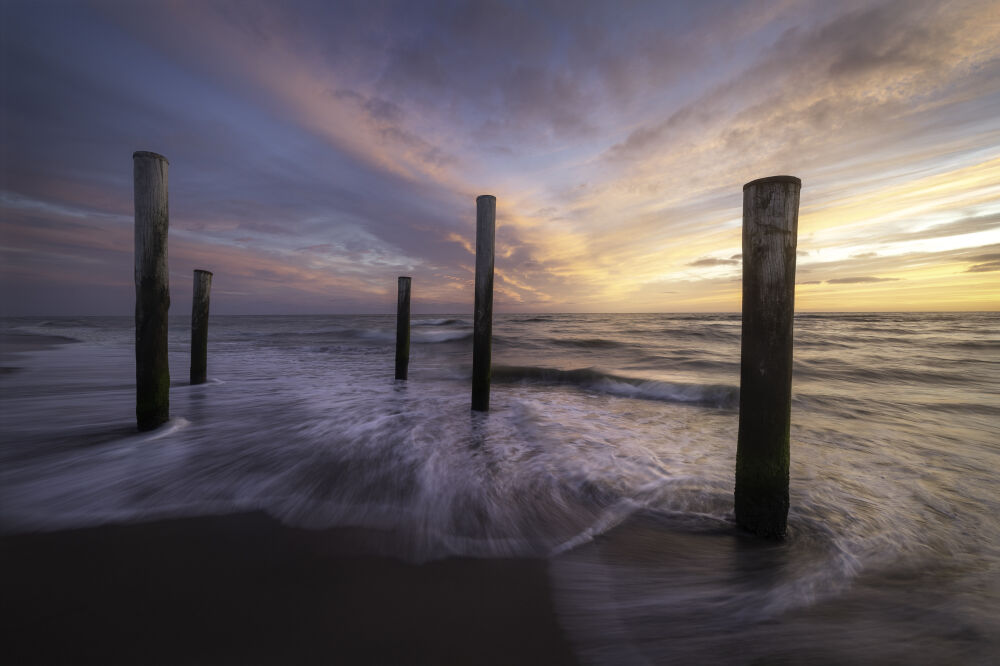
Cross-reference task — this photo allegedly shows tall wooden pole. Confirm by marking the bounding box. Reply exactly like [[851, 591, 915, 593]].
[[471, 195, 496, 412], [133, 151, 170, 431], [395, 276, 411, 380], [190, 269, 213, 385], [735, 175, 801, 538]]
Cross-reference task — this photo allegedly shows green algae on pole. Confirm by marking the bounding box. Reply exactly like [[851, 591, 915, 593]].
[[133, 151, 170, 431], [395, 276, 411, 380], [735, 175, 801, 538], [190, 269, 213, 385], [471, 195, 496, 412]]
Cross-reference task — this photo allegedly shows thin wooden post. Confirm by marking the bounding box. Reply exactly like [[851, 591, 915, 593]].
[[133, 151, 170, 431], [471, 195, 496, 412], [735, 175, 801, 538], [395, 276, 411, 380], [190, 269, 213, 385]]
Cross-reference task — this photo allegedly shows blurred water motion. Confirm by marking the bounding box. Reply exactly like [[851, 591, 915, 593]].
[[2, 312, 998, 663]]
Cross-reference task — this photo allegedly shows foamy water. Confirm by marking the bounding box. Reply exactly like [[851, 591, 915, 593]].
[[2, 313, 998, 663]]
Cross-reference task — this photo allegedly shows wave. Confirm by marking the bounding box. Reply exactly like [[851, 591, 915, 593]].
[[551, 337, 625, 349], [794, 338, 855, 349], [412, 318, 467, 327], [354, 329, 474, 344], [267, 325, 474, 345], [416, 330, 473, 343], [2, 331, 82, 347], [657, 326, 740, 343], [491, 365, 737, 407], [265, 328, 354, 339], [908, 401, 1000, 417], [793, 360, 972, 385], [930, 339, 1000, 352], [671, 358, 737, 372]]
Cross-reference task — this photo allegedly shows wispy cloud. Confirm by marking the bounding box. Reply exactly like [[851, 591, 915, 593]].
[[826, 276, 901, 284], [688, 257, 740, 267], [1, 0, 998, 313], [964, 253, 1000, 273]]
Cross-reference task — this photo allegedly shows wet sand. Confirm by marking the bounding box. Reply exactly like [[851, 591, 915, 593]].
[[0, 511, 578, 665]]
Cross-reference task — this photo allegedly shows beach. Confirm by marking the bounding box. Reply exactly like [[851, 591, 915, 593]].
[[1, 313, 998, 663], [1, 511, 575, 665]]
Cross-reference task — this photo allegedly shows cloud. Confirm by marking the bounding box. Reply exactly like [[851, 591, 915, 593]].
[[966, 261, 1000, 273], [330, 88, 454, 168], [796, 237, 1000, 284], [688, 256, 739, 267], [905, 214, 1000, 242], [600, 0, 1000, 197], [2, 1, 998, 314], [826, 276, 901, 284], [964, 253, 1000, 263], [370, 2, 606, 144]]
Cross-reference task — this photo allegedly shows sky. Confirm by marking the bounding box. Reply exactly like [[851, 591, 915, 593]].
[[1, 0, 998, 315]]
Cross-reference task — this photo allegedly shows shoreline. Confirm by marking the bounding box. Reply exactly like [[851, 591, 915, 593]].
[[0, 511, 578, 665]]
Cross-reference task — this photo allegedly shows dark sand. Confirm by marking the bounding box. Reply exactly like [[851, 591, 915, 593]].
[[0, 512, 578, 665]]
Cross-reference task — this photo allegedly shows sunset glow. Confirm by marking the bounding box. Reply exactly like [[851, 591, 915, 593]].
[[2, 0, 998, 314]]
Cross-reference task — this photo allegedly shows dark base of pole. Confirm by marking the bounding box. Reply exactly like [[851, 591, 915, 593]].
[[190, 269, 212, 386], [471, 387, 489, 412], [136, 380, 169, 431], [137, 412, 169, 432], [136, 281, 169, 432], [190, 336, 207, 385], [734, 486, 788, 538]]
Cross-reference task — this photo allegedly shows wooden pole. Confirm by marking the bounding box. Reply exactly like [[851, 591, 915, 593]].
[[735, 175, 801, 538], [471, 195, 496, 412], [133, 151, 170, 431], [395, 276, 411, 380], [190, 269, 213, 385]]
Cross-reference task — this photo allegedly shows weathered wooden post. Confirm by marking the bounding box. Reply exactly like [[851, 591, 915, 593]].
[[190, 269, 213, 385], [395, 276, 411, 380], [736, 175, 801, 538], [133, 151, 170, 430], [471, 195, 496, 412]]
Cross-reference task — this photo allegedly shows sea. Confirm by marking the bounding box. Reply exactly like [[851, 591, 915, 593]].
[[1, 312, 998, 664]]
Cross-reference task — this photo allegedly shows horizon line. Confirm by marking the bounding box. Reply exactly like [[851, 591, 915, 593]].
[[4, 309, 998, 318]]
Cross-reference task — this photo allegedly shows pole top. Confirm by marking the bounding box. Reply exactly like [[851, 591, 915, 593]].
[[133, 151, 169, 164], [476, 194, 496, 202], [398, 275, 412, 281], [194, 269, 213, 276], [743, 175, 800, 190]]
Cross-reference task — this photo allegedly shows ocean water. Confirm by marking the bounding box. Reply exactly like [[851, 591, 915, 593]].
[[1, 312, 998, 663]]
